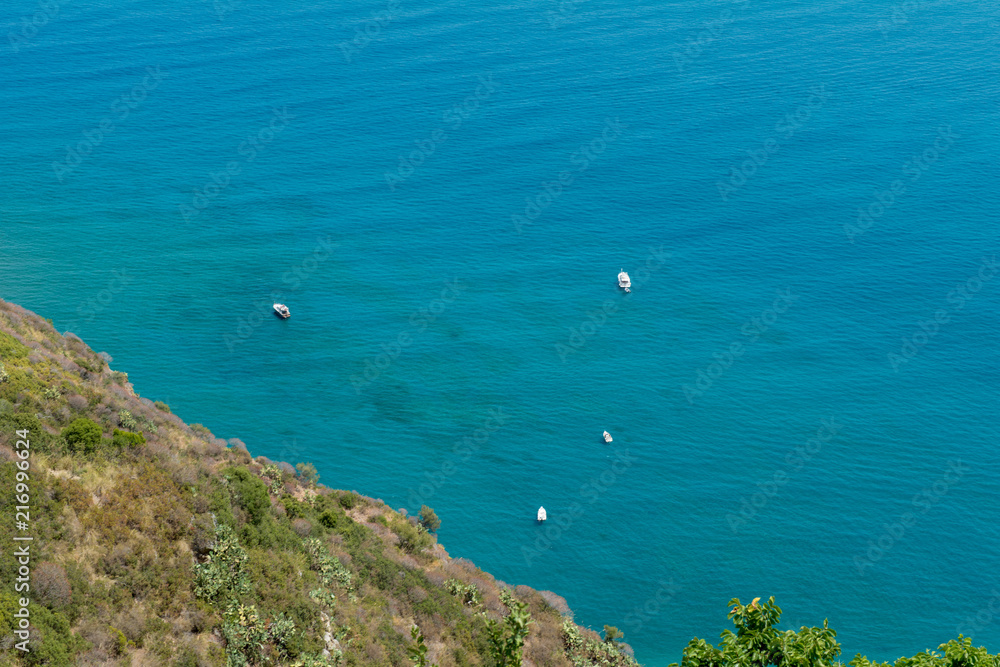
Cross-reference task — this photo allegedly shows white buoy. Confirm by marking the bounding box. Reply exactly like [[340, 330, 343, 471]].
[[537, 506, 547, 522]]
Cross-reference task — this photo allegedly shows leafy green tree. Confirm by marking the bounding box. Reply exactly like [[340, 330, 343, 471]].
[[673, 598, 840, 667], [782, 621, 840, 667], [418, 505, 441, 532], [938, 636, 994, 667], [61, 417, 101, 454], [487, 598, 532, 667], [604, 625, 624, 644]]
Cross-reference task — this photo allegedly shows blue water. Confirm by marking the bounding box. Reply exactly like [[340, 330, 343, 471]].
[[3, 0, 1000, 663]]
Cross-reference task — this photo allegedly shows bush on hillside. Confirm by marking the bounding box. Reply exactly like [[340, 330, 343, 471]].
[[112, 429, 145, 451], [62, 417, 102, 455], [225, 466, 270, 525]]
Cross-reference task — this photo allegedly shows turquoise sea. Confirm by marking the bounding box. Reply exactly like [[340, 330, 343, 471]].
[[3, 0, 1000, 663]]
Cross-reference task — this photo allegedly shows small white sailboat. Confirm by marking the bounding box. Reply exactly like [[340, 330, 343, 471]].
[[603, 431, 613, 443], [618, 269, 631, 293], [537, 506, 547, 522], [273, 303, 290, 319]]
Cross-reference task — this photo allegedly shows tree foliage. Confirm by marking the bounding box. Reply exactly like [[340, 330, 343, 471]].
[[418, 505, 441, 532], [675, 597, 840, 667]]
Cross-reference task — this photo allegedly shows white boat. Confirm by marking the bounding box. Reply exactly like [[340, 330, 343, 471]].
[[273, 303, 290, 319], [618, 269, 631, 293], [537, 506, 547, 522], [603, 431, 613, 443]]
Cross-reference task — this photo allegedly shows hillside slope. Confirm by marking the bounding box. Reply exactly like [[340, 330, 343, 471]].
[[0, 299, 638, 667]]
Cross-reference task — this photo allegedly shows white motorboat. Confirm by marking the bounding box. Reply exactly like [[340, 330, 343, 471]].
[[537, 506, 547, 522], [273, 303, 290, 319], [603, 431, 613, 443], [618, 269, 631, 293]]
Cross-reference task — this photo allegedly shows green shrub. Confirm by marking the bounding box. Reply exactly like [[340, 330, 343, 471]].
[[110, 626, 129, 656], [282, 496, 309, 520], [21, 604, 87, 666], [392, 518, 432, 554], [339, 491, 360, 510], [225, 466, 270, 525], [1, 411, 42, 437], [153, 400, 171, 413], [62, 417, 102, 455], [112, 429, 145, 451]]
